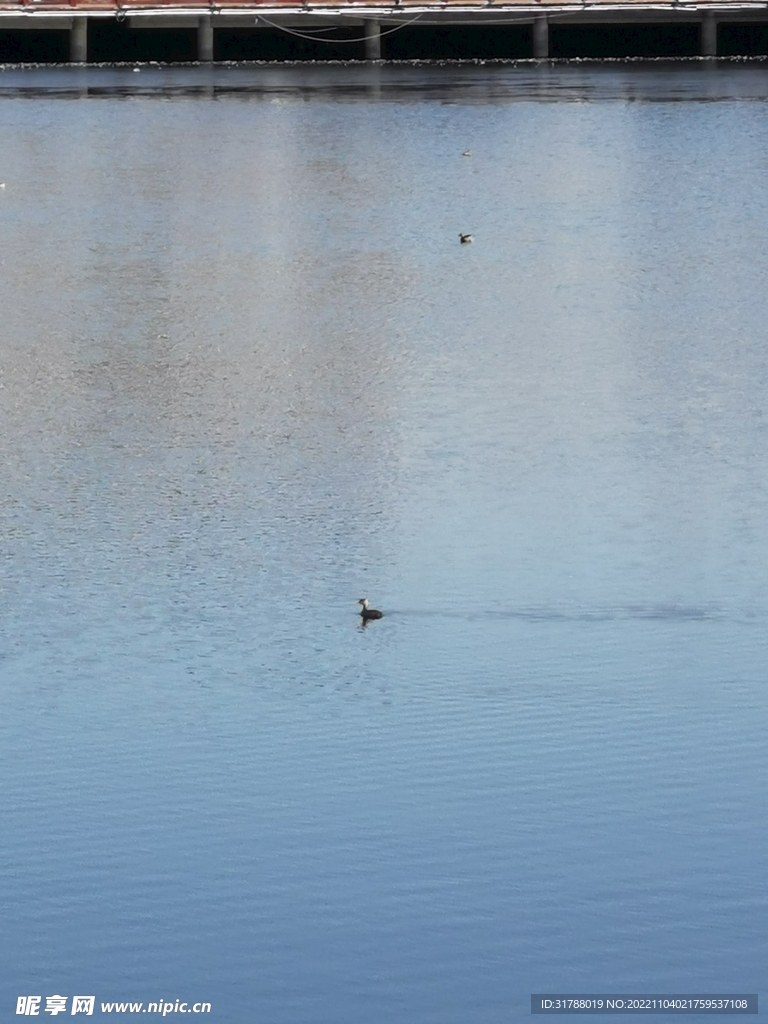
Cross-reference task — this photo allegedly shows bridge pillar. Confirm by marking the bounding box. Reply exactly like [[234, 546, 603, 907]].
[[70, 17, 87, 63], [701, 11, 717, 56], [533, 15, 549, 58], [364, 19, 381, 60], [198, 15, 214, 62]]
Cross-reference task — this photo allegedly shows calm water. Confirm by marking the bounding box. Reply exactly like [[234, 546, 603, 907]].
[[1, 62, 767, 1023]]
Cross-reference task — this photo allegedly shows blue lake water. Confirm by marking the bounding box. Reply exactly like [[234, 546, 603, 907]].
[[0, 61, 767, 1023]]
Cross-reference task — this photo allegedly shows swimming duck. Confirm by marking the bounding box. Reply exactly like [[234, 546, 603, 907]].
[[358, 598, 383, 621], [460, 233, 473, 244]]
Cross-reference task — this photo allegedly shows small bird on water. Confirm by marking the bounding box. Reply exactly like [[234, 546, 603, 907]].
[[359, 598, 383, 621], [459, 233, 473, 244]]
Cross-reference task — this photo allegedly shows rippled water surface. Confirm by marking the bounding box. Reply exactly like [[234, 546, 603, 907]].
[[1, 62, 767, 1022]]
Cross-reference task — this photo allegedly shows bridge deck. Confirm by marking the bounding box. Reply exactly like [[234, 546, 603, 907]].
[[0, 0, 765, 11], [0, 0, 765, 62]]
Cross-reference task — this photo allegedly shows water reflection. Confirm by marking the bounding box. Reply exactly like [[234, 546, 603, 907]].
[[1, 62, 767, 1024], [1, 58, 768, 103]]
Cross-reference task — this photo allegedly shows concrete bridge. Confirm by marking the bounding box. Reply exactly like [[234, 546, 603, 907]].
[[0, 0, 767, 62]]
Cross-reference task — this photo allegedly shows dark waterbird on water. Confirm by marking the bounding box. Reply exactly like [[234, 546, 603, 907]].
[[359, 598, 383, 621], [459, 233, 473, 244]]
